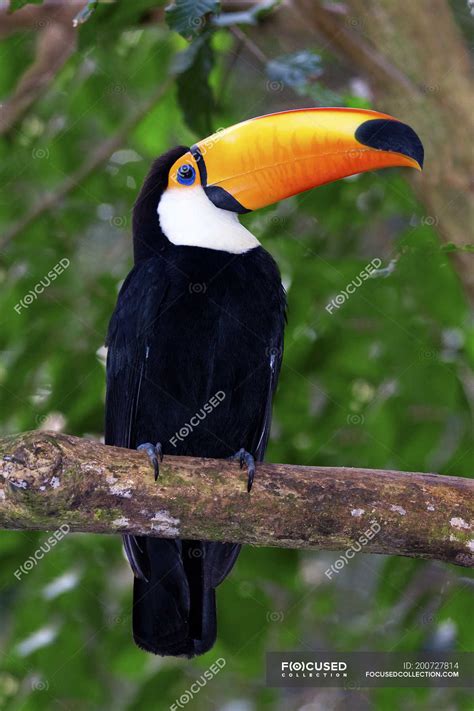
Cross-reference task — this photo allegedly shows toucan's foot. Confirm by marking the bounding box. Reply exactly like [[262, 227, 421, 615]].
[[230, 448, 256, 493], [137, 442, 163, 481]]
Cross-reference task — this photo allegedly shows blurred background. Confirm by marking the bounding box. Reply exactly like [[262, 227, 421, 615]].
[[0, 0, 473, 709]]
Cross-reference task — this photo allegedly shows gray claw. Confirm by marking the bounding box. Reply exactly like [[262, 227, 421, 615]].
[[231, 448, 256, 493], [137, 442, 163, 481]]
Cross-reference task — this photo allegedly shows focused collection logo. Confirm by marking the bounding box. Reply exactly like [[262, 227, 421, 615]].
[[266, 652, 471, 688], [280, 660, 348, 678]]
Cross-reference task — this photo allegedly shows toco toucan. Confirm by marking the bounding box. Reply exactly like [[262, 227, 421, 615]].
[[105, 108, 423, 657]]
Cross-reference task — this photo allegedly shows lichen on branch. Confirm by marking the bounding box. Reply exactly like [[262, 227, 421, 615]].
[[0, 431, 472, 568]]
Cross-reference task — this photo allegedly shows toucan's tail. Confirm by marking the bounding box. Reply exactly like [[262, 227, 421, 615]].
[[129, 537, 240, 657]]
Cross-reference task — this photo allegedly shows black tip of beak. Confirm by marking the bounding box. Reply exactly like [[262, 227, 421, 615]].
[[355, 118, 424, 169]]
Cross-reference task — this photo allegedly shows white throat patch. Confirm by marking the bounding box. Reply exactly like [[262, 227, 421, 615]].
[[157, 186, 260, 254]]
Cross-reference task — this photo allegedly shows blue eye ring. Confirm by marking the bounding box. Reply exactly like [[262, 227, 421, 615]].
[[177, 163, 196, 186]]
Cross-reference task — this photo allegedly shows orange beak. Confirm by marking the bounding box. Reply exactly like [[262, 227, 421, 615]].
[[169, 108, 423, 213]]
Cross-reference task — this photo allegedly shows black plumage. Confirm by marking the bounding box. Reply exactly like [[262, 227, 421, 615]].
[[105, 147, 286, 657]]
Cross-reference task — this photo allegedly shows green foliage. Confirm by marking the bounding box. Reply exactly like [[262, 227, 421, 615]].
[[165, 0, 220, 40], [174, 34, 215, 135], [265, 49, 360, 106], [0, 4, 472, 711], [8, 0, 42, 13], [77, 0, 166, 49], [267, 50, 323, 89]]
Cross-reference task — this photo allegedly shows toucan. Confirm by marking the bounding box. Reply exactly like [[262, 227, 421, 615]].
[[105, 108, 423, 657]]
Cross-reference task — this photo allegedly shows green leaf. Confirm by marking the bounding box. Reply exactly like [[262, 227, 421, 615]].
[[77, 0, 161, 49], [266, 50, 346, 104], [171, 35, 203, 74], [213, 0, 280, 27], [8, 0, 42, 12], [175, 34, 215, 135], [266, 50, 323, 89], [165, 0, 220, 40]]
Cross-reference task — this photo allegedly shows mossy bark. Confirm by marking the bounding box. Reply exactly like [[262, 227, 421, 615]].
[[0, 431, 472, 567]]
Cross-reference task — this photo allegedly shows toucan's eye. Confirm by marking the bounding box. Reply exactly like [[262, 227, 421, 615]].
[[176, 164, 196, 186]]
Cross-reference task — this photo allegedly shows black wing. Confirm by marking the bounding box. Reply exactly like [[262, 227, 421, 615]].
[[253, 339, 284, 462], [105, 258, 171, 448], [105, 257, 169, 580]]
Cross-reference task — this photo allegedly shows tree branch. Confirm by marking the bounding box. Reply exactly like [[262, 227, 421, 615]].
[[0, 431, 472, 568], [0, 21, 76, 136]]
